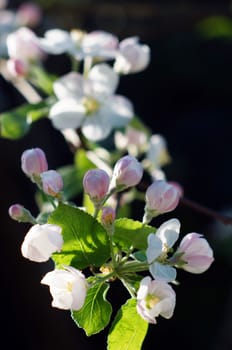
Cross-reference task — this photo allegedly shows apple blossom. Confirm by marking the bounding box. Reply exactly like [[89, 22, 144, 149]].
[[37, 28, 78, 56], [6, 58, 28, 77], [143, 180, 180, 223], [21, 147, 48, 177], [146, 219, 180, 282], [8, 203, 35, 223], [111, 155, 143, 190], [114, 37, 150, 74], [40, 170, 63, 197], [137, 276, 176, 324], [21, 223, 63, 262], [83, 169, 110, 204], [81, 30, 118, 59], [41, 266, 87, 310], [175, 232, 214, 273], [49, 64, 134, 141], [6, 27, 42, 62], [114, 127, 147, 156]]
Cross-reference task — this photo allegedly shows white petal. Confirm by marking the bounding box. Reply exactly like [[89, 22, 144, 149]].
[[156, 218, 180, 248], [149, 262, 177, 282], [88, 63, 119, 98], [105, 95, 134, 128], [38, 29, 74, 54], [146, 233, 162, 263], [137, 276, 151, 300], [49, 98, 85, 130], [82, 110, 111, 141], [53, 72, 84, 100]]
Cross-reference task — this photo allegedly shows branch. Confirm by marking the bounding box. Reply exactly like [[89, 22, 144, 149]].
[[180, 197, 232, 225]]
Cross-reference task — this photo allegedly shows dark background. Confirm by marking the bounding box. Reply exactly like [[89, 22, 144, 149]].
[[1, 0, 232, 349]]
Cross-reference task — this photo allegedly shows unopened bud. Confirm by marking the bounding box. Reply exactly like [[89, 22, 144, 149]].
[[143, 180, 180, 223], [21, 148, 48, 178], [6, 58, 29, 78], [8, 204, 35, 223], [111, 155, 143, 191], [175, 233, 214, 274], [83, 169, 110, 204], [40, 170, 63, 197]]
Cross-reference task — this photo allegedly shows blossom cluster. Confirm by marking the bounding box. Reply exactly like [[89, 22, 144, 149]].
[[2, 6, 215, 349]]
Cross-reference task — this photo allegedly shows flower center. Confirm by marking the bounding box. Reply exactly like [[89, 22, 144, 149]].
[[66, 281, 73, 292], [145, 293, 160, 309], [83, 97, 100, 115]]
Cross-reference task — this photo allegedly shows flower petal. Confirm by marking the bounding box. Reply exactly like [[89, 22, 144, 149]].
[[82, 110, 112, 141], [53, 72, 84, 100], [146, 233, 162, 263], [105, 95, 134, 127], [49, 98, 85, 130], [88, 63, 119, 98], [156, 218, 180, 248], [149, 262, 177, 282]]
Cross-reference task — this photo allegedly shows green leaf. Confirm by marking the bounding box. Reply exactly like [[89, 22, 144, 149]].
[[72, 282, 112, 336], [0, 109, 29, 139], [0, 99, 52, 139], [48, 203, 110, 269], [114, 218, 154, 251], [108, 299, 148, 350]]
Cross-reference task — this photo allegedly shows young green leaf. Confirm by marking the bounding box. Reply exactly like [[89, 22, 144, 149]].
[[108, 298, 148, 350], [72, 282, 112, 336], [114, 218, 155, 251], [48, 203, 110, 269]]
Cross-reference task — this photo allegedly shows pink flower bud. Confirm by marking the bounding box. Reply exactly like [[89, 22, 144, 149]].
[[16, 3, 42, 27], [112, 155, 143, 190], [6, 58, 29, 78], [8, 203, 35, 223], [21, 224, 63, 262], [40, 170, 63, 197], [83, 169, 110, 203], [145, 180, 180, 217], [101, 206, 116, 227], [168, 181, 184, 198], [176, 233, 214, 273], [21, 148, 48, 177]]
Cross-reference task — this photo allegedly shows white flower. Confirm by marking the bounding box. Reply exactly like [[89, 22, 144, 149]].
[[41, 266, 87, 310], [137, 276, 176, 324], [37, 29, 118, 61], [114, 37, 150, 74], [49, 63, 134, 141], [21, 224, 63, 262], [146, 219, 180, 282], [37, 29, 78, 55]]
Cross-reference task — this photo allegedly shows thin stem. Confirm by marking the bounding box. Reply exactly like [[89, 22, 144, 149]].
[[180, 197, 232, 225], [120, 277, 136, 298]]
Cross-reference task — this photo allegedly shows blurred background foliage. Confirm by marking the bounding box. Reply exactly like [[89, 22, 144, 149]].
[[1, 0, 232, 349]]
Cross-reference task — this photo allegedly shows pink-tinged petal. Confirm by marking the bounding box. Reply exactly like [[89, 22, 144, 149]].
[[38, 29, 75, 55]]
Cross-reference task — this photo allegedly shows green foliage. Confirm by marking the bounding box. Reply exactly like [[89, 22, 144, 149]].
[[114, 218, 154, 251], [0, 99, 52, 139], [108, 299, 148, 350], [48, 203, 111, 269], [72, 282, 112, 336]]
